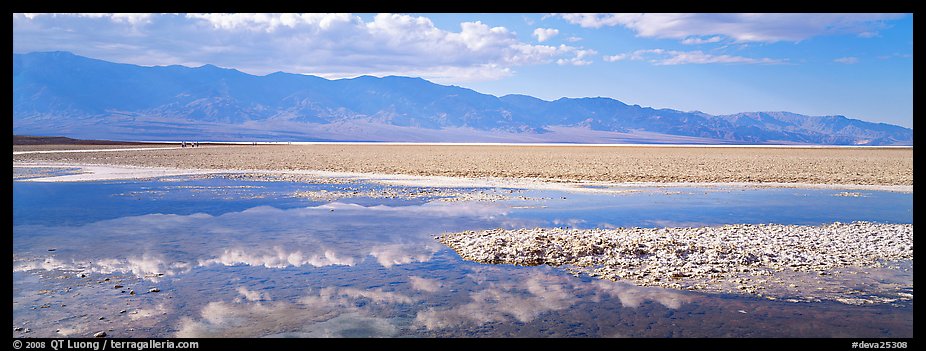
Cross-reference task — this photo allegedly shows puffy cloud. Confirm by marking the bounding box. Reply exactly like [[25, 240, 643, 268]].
[[14, 13, 583, 83], [603, 53, 629, 62], [185, 13, 357, 32], [557, 13, 633, 29], [604, 49, 783, 65], [533, 27, 560, 42], [556, 47, 598, 66], [558, 13, 905, 43]]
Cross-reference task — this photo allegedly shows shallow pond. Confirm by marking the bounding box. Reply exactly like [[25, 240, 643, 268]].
[[12, 174, 913, 338]]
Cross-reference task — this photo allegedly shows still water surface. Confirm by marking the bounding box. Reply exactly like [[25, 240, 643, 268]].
[[12, 175, 913, 337]]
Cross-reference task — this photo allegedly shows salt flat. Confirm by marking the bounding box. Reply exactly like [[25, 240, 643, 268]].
[[12, 144, 913, 187], [12, 143, 914, 337]]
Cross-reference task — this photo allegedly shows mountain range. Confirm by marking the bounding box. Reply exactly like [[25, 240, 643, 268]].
[[12, 51, 913, 145]]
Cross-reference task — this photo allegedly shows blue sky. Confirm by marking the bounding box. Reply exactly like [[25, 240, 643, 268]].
[[12, 13, 913, 127]]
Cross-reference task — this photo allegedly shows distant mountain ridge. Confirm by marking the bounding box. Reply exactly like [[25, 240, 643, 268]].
[[12, 51, 913, 145]]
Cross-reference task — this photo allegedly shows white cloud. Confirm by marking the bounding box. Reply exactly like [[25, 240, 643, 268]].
[[557, 13, 632, 29], [185, 13, 357, 32], [603, 53, 628, 62], [657, 50, 783, 65], [20, 13, 155, 25], [558, 13, 905, 43], [107, 13, 156, 25], [533, 27, 559, 42], [681, 36, 723, 45], [13, 13, 583, 83], [834, 56, 860, 64], [604, 49, 783, 65], [557, 47, 598, 66]]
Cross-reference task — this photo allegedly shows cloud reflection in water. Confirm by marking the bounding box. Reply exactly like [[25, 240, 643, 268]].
[[176, 267, 693, 337], [198, 247, 357, 269], [408, 276, 443, 293], [416, 268, 692, 331], [14, 201, 512, 280], [176, 284, 417, 338]]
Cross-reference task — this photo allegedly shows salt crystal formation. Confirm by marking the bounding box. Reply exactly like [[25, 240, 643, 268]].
[[438, 222, 913, 299]]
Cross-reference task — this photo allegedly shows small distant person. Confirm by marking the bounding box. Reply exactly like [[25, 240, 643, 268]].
[[181, 141, 186, 148]]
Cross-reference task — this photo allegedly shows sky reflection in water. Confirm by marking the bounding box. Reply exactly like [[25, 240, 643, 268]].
[[12, 177, 912, 338]]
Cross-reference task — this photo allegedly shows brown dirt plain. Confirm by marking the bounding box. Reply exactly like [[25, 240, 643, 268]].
[[12, 144, 912, 186]]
